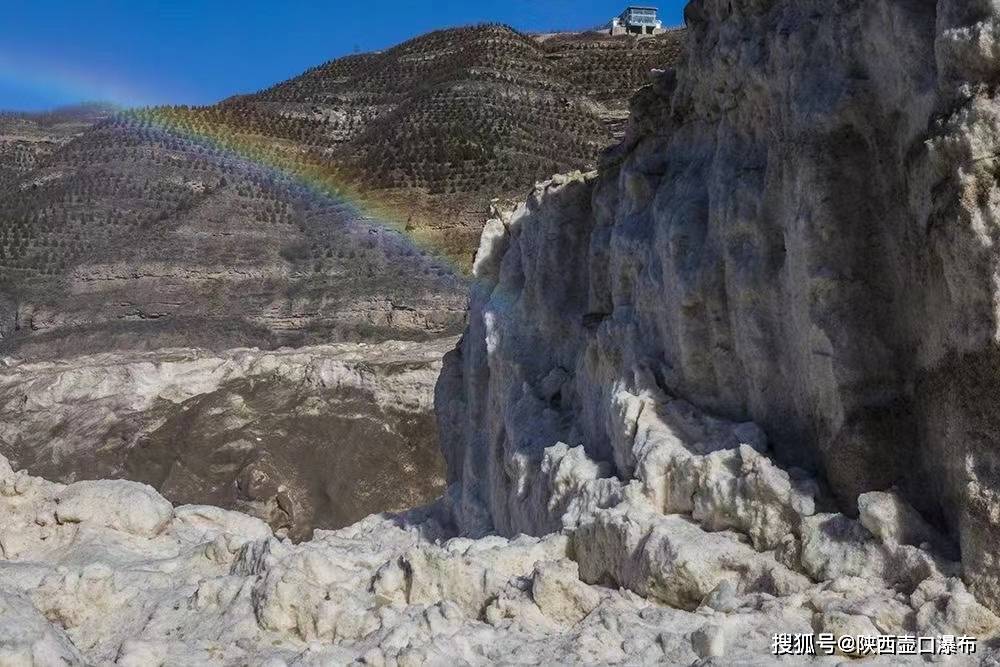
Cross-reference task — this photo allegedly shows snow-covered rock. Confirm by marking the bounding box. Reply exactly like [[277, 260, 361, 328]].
[[55, 480, 174, 537], [858, 491, 944, 550], [3, 407, 999, 665]]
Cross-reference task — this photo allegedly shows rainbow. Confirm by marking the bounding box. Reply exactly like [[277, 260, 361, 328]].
[[106, 104, 474, 278], [0, 54, 482, 278]]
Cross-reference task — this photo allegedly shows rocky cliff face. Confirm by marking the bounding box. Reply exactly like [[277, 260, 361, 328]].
[[437, 0, 1000, 614]]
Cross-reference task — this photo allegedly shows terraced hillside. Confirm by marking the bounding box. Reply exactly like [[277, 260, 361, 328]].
[[0, 25, 684, 358], [0, 103, 115, 190], [233, 25, 684, 256]]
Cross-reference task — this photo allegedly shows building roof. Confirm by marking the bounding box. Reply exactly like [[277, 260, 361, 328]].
[[625, 6, 659, 10]]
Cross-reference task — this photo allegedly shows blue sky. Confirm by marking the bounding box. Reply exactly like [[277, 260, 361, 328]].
[[0, 1, 687, 111]]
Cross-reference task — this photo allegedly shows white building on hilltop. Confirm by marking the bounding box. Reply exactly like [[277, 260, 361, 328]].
[[610, 6, 665, 36]]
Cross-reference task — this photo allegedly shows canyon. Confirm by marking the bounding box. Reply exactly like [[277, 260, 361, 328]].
[[4, 0, 1000, 664]]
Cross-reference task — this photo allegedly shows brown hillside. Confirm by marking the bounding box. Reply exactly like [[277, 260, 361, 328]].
[[0, 25, 685, 358], [0, 103, 115, 190]]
